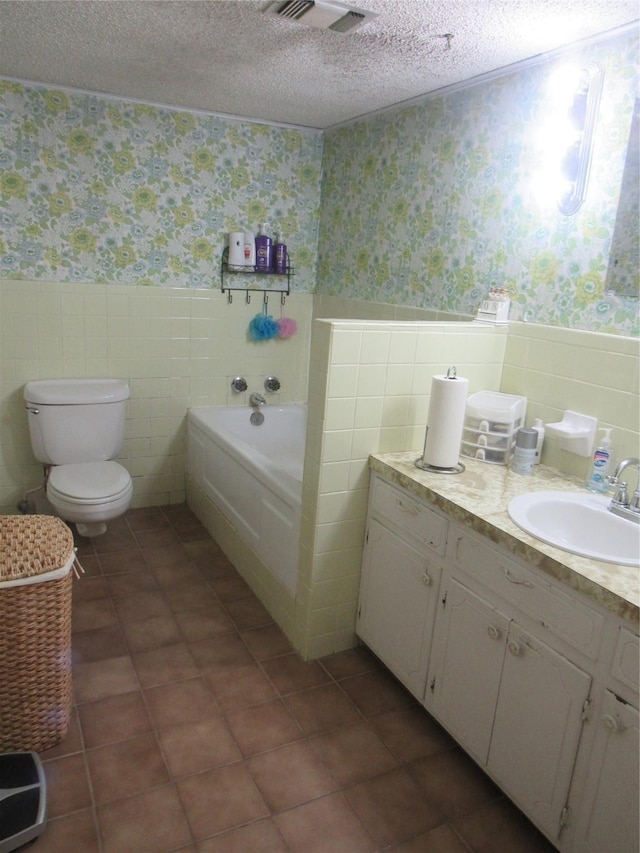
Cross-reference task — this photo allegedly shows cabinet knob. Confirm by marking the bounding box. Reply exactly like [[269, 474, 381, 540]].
[[487, 624, 501, 640], [421, 572, 432, 587], [508, 640, 521, 656], [602, 714, 623, 734]]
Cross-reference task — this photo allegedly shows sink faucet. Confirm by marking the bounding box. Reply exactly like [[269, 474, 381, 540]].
[[607, 457, 640, 524], [249, 392, 266, 408]]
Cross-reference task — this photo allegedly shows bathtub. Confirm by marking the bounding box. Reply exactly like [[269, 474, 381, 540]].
[[187, 404, 306, 596]]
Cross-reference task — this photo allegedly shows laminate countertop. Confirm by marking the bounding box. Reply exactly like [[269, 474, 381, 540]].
[[369, 452, 639, 627]]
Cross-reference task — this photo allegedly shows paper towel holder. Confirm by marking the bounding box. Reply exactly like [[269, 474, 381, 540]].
[[415, 365, 466, 474]]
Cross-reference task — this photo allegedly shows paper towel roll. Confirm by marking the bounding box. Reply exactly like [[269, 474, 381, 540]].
[[422, 372, 469, 468]]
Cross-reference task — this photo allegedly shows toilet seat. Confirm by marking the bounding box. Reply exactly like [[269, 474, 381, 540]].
[[48, 461, 132, 505]]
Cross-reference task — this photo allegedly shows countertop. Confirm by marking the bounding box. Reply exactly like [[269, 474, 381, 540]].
[[369, 452, 639, 627]]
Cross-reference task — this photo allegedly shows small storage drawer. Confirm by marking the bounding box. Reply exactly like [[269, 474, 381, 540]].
[[451, 526, 605, 660], [610, 626, 639, 694], [371, 476, 448, 556]]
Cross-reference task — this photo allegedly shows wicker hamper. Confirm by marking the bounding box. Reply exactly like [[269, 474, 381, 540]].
[[0, 516, 75, 752]]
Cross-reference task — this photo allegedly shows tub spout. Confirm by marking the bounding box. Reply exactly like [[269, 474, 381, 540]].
[[249, 392, 266, 408]]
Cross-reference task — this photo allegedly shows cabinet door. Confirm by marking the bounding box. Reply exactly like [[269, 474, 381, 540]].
[[577, 690, 639, 853], [487, 621, 591, 842], [428, 577, 508, 764], [357, 518, 441, 700]]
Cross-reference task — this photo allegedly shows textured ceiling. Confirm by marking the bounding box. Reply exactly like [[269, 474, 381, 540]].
[[0, 1, 638, 128]]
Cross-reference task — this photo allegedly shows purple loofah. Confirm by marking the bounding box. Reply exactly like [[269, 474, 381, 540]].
[[277, 317, 297, 338], [249, 313, 279, 341]]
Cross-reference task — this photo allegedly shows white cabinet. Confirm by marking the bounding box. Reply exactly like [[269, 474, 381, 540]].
[[358, 470, 639, 852], [357, 476, 447, 700], [429, 573, 591, 842]]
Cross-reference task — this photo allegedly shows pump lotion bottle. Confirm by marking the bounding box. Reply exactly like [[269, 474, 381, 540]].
[[255, 224, 273, 272]]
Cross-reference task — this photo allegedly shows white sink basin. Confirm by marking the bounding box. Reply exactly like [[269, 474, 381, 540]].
[[508, 491, 640, 566]]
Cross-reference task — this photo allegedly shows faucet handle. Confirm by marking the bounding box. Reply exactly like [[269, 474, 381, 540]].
[[612, 481, 629, 507], [630, 489, 640, 513]]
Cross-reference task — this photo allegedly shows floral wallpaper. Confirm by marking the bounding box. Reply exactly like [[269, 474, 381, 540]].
[[318, 30, 639, 335], [0, 81, 322, 290]]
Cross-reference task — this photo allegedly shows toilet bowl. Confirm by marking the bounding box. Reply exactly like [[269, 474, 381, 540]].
[[24, 379, 133, 537], [46, 461, 133, 536]]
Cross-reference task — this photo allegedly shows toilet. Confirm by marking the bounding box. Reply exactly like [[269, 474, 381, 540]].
[[23, 379, 133, 537]]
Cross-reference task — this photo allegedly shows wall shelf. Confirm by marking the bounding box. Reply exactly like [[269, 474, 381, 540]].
[[220, 246, 294, 303]]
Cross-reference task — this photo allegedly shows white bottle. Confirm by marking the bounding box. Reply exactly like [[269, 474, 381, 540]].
[[585, 428, 613, 493], [532, 418, 545, 465]]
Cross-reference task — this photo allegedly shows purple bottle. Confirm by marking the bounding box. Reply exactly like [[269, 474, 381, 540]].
[[255, 224, 272, 272], [273, 232, 287, 274]]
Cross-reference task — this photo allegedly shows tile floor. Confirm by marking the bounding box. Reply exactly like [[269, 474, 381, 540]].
[[23, 505, 556, 852]]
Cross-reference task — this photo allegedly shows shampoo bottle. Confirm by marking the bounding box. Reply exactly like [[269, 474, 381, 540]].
[[273, 230, 287, 274], [255, 224, 273, 272], [585, 428, 613, 493]]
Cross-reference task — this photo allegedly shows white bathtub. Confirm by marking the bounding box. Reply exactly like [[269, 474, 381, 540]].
[[187, 404, 306, 596]]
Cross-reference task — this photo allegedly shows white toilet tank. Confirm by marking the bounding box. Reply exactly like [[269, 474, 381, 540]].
[[24, 379, 130, 465]]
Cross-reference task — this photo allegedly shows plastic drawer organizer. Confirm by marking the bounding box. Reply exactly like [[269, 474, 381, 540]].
[[0, 515, 77, 753], [460, 391, 527, 465]]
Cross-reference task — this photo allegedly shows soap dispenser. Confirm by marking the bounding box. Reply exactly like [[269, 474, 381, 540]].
[[273, 229, 287, 274], [585, 428, 613, 493]]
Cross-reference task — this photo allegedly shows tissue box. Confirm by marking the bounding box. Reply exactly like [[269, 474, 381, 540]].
[[461, 391, 527, 465]]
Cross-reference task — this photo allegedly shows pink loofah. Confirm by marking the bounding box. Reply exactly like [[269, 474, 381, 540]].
[[276, 317, 297, 338]]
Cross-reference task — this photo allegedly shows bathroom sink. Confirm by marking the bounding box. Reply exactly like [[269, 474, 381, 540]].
[[508, 491, 640, 566]]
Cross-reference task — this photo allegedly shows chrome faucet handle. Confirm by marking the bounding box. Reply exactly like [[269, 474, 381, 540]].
[[231, 376, 248, 393], [264, 376, 281, 393], [630, 489, 640, 513], [611, 481, 629, 507]]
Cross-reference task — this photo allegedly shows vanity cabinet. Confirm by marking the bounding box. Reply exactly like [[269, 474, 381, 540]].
[[357, 469, 639, 852], [356, 476, 447, 700]]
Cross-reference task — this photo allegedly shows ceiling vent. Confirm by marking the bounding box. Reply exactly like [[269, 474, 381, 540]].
[[265, 1, 378, 33]]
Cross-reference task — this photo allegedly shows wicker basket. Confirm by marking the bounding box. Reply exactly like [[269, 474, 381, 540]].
[[0, 515, 75, 752]]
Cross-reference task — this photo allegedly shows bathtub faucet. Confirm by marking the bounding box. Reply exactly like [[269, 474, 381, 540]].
[[249, 392, 266, 408]]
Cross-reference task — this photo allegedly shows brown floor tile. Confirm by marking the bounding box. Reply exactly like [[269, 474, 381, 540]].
[[225, 698, 303, 756], [346, 767, 446, 847], [408, 748, 502, 820], [132, 642, 199, 688], [73, 654, 139, 703], [72, 596, 118, 633], [284, 681, 361, 735], [339, 667, 414, 717], [450, 797, 556, 853], [30, 808, 100, 852], [144, 677, 218, 729], [97, 784, 192, 853], [309, 721, 399, 787], [390, 823, 472, 853], [207, 662, 278, 712], [135, 527, 183, 550], [72, 623, 129, 663], [143, 542, 192, 569], [72, 574, 109, 602], [274, 791, 376, 853], [188, 632, 254, 673], [177, 763, 269, 840], [127, 506, 170, 531], [261, 652, 331, 695], [98, 548, 147, 575], [241, 623, 292, 660], [150, 560, 205, 588], [248, 740, 338, 811], [86, 732, 169, 804], [113, 590, 173, 623], [319, 645, 379, 680], [369, 704, 456, 763], [91, 521, 138, 554], [77, 690, 151, 748], [41, 708, 84, 760], [159, 716, 242, 777], [121, 613, 183, 653], [224, 595, 274, 630], [165, 580, 219, 614], [197, 818, 288, 852], [209, 574, 254, 602], [174, 603, 236, 642], [42, 753, 92, 818], [74, 553, 101, 576], [105, 569, 160, 598]]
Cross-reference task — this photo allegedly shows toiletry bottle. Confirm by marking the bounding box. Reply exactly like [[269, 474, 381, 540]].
[[255, 224, 273, 272], [585, 428, 613, 493], [273, 230, 287, 274], [243, 231, 256, 268], [532, 418, 545, 465], [511, 428, 538, 476]]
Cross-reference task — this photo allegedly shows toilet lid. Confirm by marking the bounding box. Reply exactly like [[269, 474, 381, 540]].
[[48, 461, 131, 505]]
